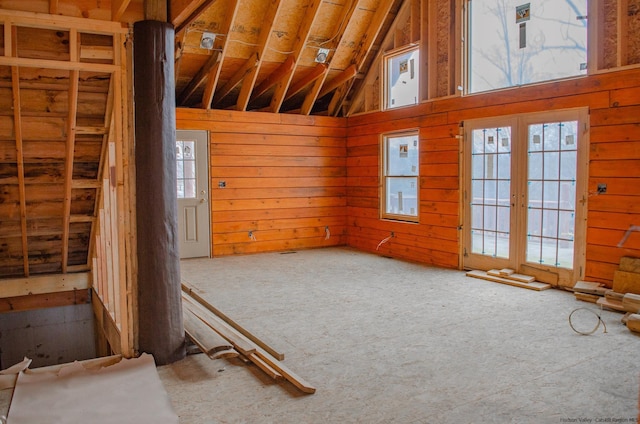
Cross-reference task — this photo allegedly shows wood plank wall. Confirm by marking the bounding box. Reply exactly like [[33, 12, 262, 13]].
[[176, 108, 348, 256], [347, 67, 640, 286]]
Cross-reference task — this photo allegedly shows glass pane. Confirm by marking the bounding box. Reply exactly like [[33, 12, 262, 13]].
[[386, 48, 419, 109], [527, 235, 542, 263], [177, 180, 185, 199], [543, 181, 559, 209], [560, 151, 577, 180], [386, 177, 418, 216], [543, 152, 559, 180], [528, 152, 542, 180], [184, 179, 196, 198], [528, 207, 542, 237], [497, 206, 510, 233], [184, 160, 196, 179], [559, 181, 575, 210], [542, 209, 559, 238], [468, 0, 587, 93], [183, 141, 195, 159], [176, 142, 183, 159], [387, 135, 419, 176], [528, 181, 542, 208], [484, 180, 497, 205], [471, 230, 484, 254], [497, 153, 510, 179], [497, 180, 510, 207], [176, 160, 184, 179], [559, 211, 575, 240]]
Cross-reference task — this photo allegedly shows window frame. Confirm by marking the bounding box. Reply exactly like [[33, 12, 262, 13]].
[[382, 45, 420, 110], [380, 129, 420, 223]]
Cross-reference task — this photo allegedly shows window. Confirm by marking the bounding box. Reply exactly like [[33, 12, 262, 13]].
[[382, 131, 419, 221], [176, 140, 196, 198], [384, 47, 419, 109], [467, 0, 588, 93]]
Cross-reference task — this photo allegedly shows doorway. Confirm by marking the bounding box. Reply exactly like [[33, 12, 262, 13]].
[[176, 130, 210, 259], [462, 109, 588, 287]]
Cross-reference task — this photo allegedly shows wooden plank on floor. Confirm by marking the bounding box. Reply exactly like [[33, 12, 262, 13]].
[[626, 314, 640, 333], [182, 281, 285, 360], [572, 280, 607, 296], [487, 269, 535, 283], [254, 348, 316, 394], [183, 307, 234, 358], [596, 297, 626, 312], [466, 270, 551, 291], [248, 353, 283, 380], [574, 292, 600, 303], [622, 293, 640, 313], [612, 270, 640, 295]]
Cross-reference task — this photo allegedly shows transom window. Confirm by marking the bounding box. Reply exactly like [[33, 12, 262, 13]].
[[467, 0, 588, 93], [381, 131, 419, 222], [384, 47, 419, 109]]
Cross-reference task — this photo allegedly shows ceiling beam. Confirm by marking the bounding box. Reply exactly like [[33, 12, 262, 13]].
[[318, 64, 357, 98], [212, 52, 259, 107], [171, 0, 210, 28], [112, 0, 132, 22], [250, 55, 295, 101], [177, 51, 220, 105], [329, 0, 395, 116], [284, 63, 327, 102], [49, 0, 59, 15], [201, 0, 241, 109], [300, 0, 360, 115], [236, 0, 285, 111], [269, 0, 324, 113], [10, 27, 29, 277], [144, 0, 168, 21]]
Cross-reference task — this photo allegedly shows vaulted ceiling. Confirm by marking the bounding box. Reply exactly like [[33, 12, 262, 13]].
[[173, 0, 403, 116]]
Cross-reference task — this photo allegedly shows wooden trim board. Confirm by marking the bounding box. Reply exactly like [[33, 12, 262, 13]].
[[466, 270, 551, 291], [487, 269, 536, 283]]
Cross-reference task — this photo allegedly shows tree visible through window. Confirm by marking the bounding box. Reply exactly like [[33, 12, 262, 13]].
[[468, 0, 587, 93], [382, 131, 419, 221]]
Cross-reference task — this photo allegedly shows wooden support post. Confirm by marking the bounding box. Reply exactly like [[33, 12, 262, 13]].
[[133, 20, 185, 366]]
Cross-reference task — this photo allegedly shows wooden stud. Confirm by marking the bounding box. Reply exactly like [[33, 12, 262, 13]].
[[269, 0, 324, 113], [61, 69, 80, 274], [201, 0, 241, 109], [112, 0, 132, 22], [318, 64, 358, 99], [0, 9, 128, 34], [178, 51, 220, 105], [174, 0, 217, 35], [236, 0, 285, 111], [0, 272, 91, 298], [618, 0, 629, 67], [49, 0, 59, 15]]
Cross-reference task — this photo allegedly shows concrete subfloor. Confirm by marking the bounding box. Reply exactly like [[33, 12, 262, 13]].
[[159, 247, 640, 424]]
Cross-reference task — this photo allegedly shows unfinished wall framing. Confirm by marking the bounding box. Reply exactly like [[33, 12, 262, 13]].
[[0, 9, 136, 358]]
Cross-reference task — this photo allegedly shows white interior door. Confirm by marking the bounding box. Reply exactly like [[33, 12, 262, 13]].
[[463, 109, 588, 287], [176, 130, 210, 259]]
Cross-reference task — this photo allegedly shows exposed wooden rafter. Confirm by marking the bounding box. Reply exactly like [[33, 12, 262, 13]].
[[328, 0, 395, 116], [177, 51, 220, 105], [173, 0, 218, 35], [269, 0, 324, 113], [284, 63, 327, 102], [112, 0, 132, 22], [212, 52, 259, 107], [201, 0, 241, 109], [236, 0, 285, 111], [300, 0, 361, 115], [49, 0, 59, 15], [250, 56, 294, 103]]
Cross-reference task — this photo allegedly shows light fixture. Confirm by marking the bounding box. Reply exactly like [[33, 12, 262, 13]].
[[200, 32, 215, 50], [315, 48, 330, 63]]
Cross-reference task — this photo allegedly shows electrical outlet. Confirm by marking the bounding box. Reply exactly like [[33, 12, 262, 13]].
[[597, 183, 607, 194], [218, 181, 226, 188]]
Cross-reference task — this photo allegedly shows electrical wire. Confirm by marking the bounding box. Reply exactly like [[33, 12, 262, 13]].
[[569, 307, 607, 335], [376, 233, 393, 250], [325, 227, 331, 240]]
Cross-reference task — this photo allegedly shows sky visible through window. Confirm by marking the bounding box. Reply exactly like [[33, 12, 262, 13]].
[[469, 0, 588, 93]]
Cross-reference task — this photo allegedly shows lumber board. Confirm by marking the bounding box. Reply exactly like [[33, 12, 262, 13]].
[[619, 256, 640, 273], [605, 290, 625, 302], [254, 348, 316, 394], [487, 269, 535, 283], [622, 293, 640, 313], [183, 307, 234, 357], [574, 292, 601, 304], [248, 353, 283, 380], [572, 280, 608, 296], [182, 295, 256, 356], [466, 270, 551, 291], [0, 272, 91, 298], [596, 297, 626, 312], [612, 270, 640, 295], [626, 314, 640, 333], [182, 282, 285, 360]]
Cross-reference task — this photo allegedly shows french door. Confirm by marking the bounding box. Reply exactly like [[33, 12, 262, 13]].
[[462, 109, 588, 287]]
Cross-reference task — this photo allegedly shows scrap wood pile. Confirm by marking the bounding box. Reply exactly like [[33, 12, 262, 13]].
[[573, 256, 640, 334], [466, 268, 551, 291], [181, 282, 316, 394]]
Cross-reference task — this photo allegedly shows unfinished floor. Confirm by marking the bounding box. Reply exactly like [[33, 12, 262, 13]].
[[158, 247, 639, 423]]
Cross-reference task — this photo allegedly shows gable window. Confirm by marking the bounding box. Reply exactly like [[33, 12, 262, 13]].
[[467, 0, 588, 94], [384, 47, 419, 109], [382, 131, 419, 222]]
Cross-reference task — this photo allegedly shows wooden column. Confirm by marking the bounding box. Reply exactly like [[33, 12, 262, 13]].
[[133, 20, 185, 365]]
